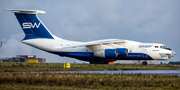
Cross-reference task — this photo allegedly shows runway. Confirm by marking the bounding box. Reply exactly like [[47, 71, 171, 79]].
[[2, 70, 180, 76], [44, 70, 180, 76]]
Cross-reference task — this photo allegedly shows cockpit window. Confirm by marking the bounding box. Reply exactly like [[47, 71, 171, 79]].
[[160, 45, 171, 50]]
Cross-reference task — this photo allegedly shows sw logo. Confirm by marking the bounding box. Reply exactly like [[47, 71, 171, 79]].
[[22, 22, 40, 29]]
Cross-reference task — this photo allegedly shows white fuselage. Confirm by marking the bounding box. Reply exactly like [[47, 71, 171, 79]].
[[22, 38, 175, 61]]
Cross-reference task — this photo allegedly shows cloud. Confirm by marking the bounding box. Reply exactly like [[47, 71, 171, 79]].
[[0, 33, 85, 63], [0, 33, 32, 57]]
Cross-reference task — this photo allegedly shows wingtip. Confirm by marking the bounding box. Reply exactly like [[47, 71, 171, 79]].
[[4, 9, 11, 11]]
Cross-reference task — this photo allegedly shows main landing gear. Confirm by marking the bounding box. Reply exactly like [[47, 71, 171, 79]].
[[142, 61, 147, 65], [90, 60, 108, 64]]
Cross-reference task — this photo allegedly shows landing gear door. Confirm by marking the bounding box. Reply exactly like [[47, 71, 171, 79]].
[[142, 49, 147, 57]]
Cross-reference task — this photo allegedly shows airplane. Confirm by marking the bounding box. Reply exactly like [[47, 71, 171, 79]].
[[5, 9, 176, 65]]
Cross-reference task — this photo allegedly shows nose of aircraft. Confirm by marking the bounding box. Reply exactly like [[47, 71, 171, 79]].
[[172, 50, 176, 57]]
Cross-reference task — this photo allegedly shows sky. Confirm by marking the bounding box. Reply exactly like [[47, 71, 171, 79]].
[[0, 0, 179, 63]]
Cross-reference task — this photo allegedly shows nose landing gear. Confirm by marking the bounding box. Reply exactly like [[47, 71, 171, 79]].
[[142, 61, 147, 65]]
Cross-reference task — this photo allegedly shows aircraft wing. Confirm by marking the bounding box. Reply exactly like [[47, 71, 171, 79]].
[[55, 39, 127, 51]]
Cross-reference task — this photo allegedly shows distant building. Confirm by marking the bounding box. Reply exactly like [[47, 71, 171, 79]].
[[0, 58, 12, 62], [0, 55, 46, 63], [114, 60, 161, 64], [169, 61, 180, 64]]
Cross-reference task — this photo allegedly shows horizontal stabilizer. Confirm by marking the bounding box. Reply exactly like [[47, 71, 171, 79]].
[[4, 9, 45, 14]]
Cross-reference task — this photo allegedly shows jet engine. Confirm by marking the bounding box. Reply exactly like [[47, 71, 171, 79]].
[[94, 48, 128, 58]]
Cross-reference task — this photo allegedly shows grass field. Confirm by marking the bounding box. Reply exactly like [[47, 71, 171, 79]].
[[0, 62, 179, 72], [0, 63, 180, 89], [0, 73, 179, 90]]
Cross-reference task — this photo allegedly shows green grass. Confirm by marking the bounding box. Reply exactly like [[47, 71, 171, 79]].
[[0, 73, 179, 90], [0, 63, 180, 89], [0, 83, 95, 90], [0, 62, 179, 72]]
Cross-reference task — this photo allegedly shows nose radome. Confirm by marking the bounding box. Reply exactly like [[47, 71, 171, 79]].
[[172, 50, 176, 57]]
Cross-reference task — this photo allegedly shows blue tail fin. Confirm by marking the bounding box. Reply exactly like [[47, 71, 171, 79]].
[[5, 9, 54, 40]]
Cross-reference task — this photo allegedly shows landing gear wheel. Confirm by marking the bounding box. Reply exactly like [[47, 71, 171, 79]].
[[142, 61, 147, 65], [90, 61, 95, 64]]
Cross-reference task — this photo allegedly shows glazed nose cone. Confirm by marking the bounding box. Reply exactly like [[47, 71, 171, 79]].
[[172, 50, 176, 57]]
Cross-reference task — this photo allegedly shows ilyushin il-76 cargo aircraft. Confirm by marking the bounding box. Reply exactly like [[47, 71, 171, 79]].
[[5, 9, 176, 65]]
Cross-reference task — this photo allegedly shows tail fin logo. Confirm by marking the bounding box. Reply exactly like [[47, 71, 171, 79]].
[[23, 22, 40, 29]]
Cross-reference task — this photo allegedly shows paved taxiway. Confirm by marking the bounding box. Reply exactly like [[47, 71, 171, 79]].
[[45, 70, 180, 76], [1, 70, 180, 76]]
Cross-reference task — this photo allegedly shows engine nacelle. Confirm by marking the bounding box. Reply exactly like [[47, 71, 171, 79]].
[[94, 48, 128, 58], [94, 49, 116, 58]]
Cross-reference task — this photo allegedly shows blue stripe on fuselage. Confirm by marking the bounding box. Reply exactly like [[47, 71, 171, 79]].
[[50, 52, 153, 62]]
